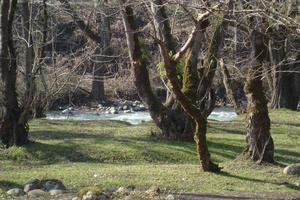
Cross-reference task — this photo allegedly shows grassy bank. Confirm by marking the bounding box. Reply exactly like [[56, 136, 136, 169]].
[[0, 109, 299, 197]]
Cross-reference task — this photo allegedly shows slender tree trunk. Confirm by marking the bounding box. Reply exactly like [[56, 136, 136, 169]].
[[90, 0, 110, 101], [220, 59, 245, 114], [151, 0, 176, 52], [19, 0, 36, 121], [0, 0, 29, 147], [244, 31, 274, 163], [33, 0, 49, 118]]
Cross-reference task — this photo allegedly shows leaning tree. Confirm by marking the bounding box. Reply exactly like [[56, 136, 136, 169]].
[[120, 0, 229, 141], [121, 0, 229, 172]]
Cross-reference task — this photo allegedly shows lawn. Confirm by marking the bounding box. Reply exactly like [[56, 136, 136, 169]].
[[0, 109, 299, 198]]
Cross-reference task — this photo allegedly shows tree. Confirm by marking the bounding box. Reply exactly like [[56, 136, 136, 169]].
[[244, 30, 274, 163], [120, 0, 223, 141], [220, 59, 245, 114], [0, 0, 29, 147], [90, 0, 111, 101], [121, 0, 227, 171], [58, 0, 110, 101], [120, 1, 179, 140], [158, 10, 226, 172]]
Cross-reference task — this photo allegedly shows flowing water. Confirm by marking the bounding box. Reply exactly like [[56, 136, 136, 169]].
[[46, 107, 237, 125]]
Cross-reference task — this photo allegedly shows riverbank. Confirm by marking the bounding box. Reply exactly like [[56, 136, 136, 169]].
[[0, 109, 299, 199]]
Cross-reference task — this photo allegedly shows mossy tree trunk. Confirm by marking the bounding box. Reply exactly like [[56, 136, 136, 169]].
[[151, 0, 195, 140], [0, 0, 30, 147], [157, 8, 226, 171], [121, 3, 186, 140], [244, 31, 274, 163]]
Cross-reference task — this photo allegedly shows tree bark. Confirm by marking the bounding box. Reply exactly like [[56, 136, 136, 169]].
[[156, 10, 226, 172], [121, 3, 187, 140], [58, 0, 101, 43], [19, 0, 37, 121], [244, 31, 274, 163], [90, 0, 111, 101], [151, 0, 194, 140], [151, 0, 176, 52], [162, 51, 221, 172], [220, 59, 245, 114], [0, 0, 29, 147]]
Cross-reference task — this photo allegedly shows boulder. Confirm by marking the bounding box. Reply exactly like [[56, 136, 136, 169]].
[[126, 185, 135, 192], [27, 189, 48, 197], [7, 188, 25, 196], [110, 107, 119, 114], [145, 186, 160, 195], [115, 187, 130, 195], [43, 180, 66, 191], [49, 189, 65, 196], [24, 178, 40, 192], [62, 107, 74, 114], [283, 163, 300, 175], [166, 194, 175, 200], [77, 186, 102, 199], [124, 109, 133, 113], [82, 191, 98, 200]]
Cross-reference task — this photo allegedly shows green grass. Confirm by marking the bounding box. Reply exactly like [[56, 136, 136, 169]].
[[0, 109, 299, 198]]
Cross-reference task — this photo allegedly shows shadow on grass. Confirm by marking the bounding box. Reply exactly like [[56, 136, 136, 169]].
[[23, 141, 98, 163], [218, 171, 300, 191], [272, 122, 300, 128], [275, 149, 300, 164], [1, 131, 198, 165], [37, 119, 133, 128], [18, 127, 300, 165], [0, 181, 23, 191], [208, 141, 244, 160], [209, 126, 245, 135], [173, 192, 251, 199]]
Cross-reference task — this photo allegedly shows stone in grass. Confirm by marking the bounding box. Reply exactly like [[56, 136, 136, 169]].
[[49, 189, 65, 196], [7, 188, 25, 197], [24, 178, 40, 192], [145, 186, 161, 195], [115, 187, 130, 195], [82, 191, 98, 200], [82, 191, 108, 200], [43, 179, 66, 191], [27, 189, 48, 197], [166, 194, 175, 200], [126, 185, 135, 192], [77, 186, 103, 199], [283, 163, 300, 175]]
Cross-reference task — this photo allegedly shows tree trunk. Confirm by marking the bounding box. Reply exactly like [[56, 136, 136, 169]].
[[155, 8, 226, 172], [19, 0, 37, 121], [151, 0, 176, 52], [0, 0, 29, 147], [244, 31, 274, 163], [220, 59, 245, 114], [90, 0, 111, 101], [121, 3, 189, 140], [163, 56, 220, 172], [151, 0, 195, 140]]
